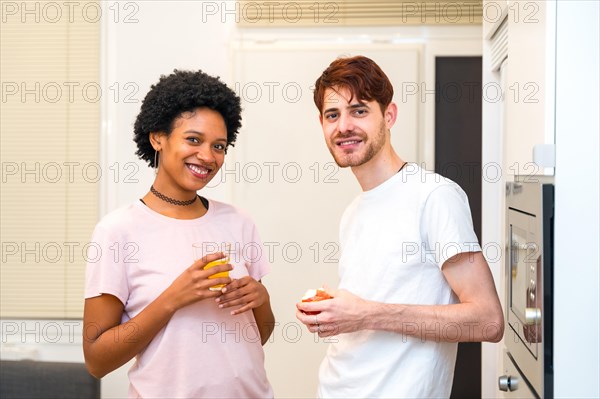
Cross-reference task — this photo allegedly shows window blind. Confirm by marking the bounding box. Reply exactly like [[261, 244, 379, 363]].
[[236, 0, 483, 27], [1, 1, 100, 318]]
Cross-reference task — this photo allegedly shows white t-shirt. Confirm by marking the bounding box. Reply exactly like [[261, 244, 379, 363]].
[[318, 164, 481, 398], [85, 199, 273, 399]]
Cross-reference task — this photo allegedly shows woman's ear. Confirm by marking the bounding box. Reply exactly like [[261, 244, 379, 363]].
[[149, 132, 163, 151]]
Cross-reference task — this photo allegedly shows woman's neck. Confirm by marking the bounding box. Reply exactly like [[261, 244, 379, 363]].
[[141, 189, 207, 220]]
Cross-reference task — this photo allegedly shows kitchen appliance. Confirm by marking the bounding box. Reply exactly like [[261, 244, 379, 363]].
[[499, 179, 554, 398]]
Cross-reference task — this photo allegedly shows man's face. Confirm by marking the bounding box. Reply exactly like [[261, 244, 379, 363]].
[[319, 87, 389, 168]]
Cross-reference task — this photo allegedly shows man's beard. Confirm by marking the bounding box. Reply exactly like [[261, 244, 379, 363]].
[[328, 122, 387, 168]]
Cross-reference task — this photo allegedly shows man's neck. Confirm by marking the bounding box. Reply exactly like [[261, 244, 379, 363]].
[[351, 146, 404, 191]]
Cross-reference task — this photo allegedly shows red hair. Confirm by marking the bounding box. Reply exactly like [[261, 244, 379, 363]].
[[313, 56, 394, 114]]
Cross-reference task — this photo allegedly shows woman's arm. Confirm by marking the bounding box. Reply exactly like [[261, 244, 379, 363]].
[[217, 278, 275, 345], [83, 254, 232, 378], [252, 287, 275, 345], [83, 291, 177, 378]]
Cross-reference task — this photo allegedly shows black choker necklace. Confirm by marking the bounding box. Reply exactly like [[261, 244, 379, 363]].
[[150, 185, 197, 206]]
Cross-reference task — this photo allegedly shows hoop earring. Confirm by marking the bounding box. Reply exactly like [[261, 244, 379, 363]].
[[154, 150, 159, 174]]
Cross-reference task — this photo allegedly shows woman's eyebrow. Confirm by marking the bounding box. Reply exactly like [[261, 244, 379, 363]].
[[184, 130, 227, 143], [183, 129, 204, 135]]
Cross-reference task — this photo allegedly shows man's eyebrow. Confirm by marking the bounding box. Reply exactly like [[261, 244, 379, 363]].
[[324, 102, 369, 114], [349, 102, 369, 109]]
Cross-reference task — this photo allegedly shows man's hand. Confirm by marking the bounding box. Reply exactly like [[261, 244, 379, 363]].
[[217, 276, 269, 315], [296, 289, 370, 337]]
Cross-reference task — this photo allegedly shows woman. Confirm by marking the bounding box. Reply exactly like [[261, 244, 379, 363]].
[[83, 70, 274, 398]]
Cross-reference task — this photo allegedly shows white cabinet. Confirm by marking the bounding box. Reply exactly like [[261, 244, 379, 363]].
[[505, 0, 556, 176], [485, 0, 556, 177]]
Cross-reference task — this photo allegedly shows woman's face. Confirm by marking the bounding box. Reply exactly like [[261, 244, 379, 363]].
[[154, 107, 228, 193]]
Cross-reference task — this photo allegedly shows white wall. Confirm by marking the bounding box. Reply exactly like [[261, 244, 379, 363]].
[[554, 2, 600, 397]]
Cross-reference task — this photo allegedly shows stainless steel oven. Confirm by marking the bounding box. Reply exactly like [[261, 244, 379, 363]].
[[500, 180, 554, 398]]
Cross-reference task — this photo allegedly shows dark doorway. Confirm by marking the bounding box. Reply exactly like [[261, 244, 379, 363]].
[[435, 56, 483, 398]]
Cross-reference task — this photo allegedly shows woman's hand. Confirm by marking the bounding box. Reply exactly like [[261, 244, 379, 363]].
[[216, 276, 269, 315], [165, 252, 233, 311]]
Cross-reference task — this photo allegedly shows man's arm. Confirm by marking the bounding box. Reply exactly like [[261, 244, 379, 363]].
[[296, 251, 504, 343]]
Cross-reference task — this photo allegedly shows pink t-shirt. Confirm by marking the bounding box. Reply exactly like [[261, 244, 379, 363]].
[[85, 199, 273, 398]]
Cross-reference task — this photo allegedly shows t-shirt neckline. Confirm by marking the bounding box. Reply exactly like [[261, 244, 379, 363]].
[[361, 163, 417, 199]]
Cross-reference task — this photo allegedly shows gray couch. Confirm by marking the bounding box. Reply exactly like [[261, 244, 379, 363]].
[[0, 360, 100, 399]]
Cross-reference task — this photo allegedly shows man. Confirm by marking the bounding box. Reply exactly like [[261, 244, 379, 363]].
[[296, 56, 504, 398]]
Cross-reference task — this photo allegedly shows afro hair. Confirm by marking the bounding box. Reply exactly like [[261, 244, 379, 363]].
[[133, 69, 242, 167]]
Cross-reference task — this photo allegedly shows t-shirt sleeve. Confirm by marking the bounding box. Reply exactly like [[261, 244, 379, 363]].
[[244, 223, 270, 281], [420, 183, 482, 268], [84, 222, 129, 305]]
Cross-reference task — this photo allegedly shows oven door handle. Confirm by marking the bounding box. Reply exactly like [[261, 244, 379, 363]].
[[498, 375, 520, 392], [512, 236, 537, 251], [524, 307, 541, 325]]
